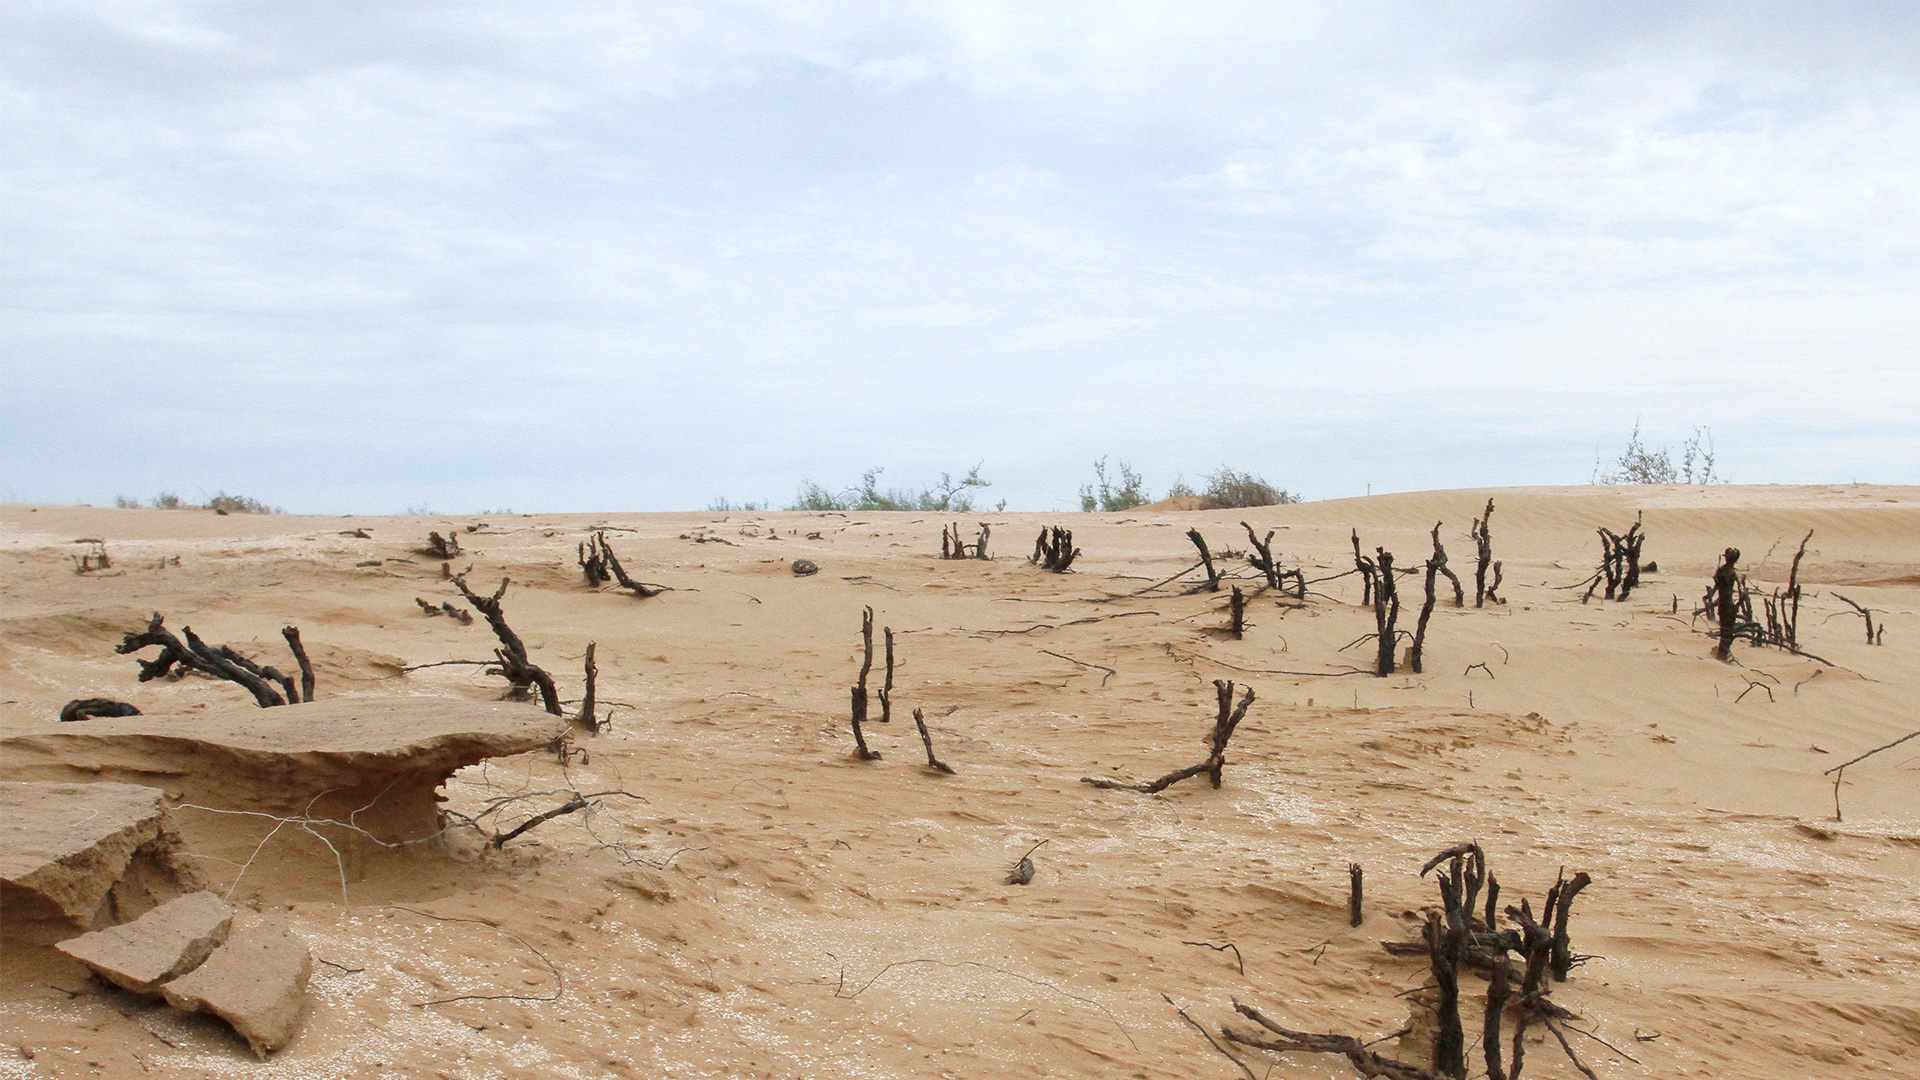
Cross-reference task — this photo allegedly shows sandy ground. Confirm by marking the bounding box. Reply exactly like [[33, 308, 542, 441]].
[[1, 484, 1916, 1080]]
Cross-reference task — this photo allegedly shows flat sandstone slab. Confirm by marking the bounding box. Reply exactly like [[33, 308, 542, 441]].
[[162, 911, 312, 1058], [55, 890, 233, 995], [0, 698, 569, 840], [0, 781, 201, 931]]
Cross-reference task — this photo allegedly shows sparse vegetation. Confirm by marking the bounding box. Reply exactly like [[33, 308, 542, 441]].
[[207, 492, 282, 515], [1596, 422, 1720, 484], [709, 498, 768, 512], [1080, 458, 1149, 512], [151, 492, 183, 509], [1199, 467, 1297, 509], [788, 464, 992, 512]]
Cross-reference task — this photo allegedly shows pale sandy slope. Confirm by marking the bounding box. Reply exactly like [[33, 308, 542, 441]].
[[0, 485, 1915, 1080]]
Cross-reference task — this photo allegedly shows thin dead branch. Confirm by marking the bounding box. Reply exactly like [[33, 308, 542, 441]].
[[1082, 680, 1254, 792]]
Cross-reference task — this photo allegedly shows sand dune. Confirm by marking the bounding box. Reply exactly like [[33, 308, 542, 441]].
[[1, 485, 1915, 1079]]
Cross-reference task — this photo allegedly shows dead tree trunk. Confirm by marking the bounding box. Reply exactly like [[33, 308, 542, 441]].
[[1410, 522, 1454, 673], [1546, 869, 1592, 982], [1713, 547, 1742, 661], [1348, 863, 1363, 927], [582, 531, 664, 597], [1351, 528, 1376, 606], [1081, 680, 1254, 792], [281, 626, 315, 702], [117, 613, 287, 708], [1427, 910, 1467, 1079], [878, 627, 895, 723], [1471, 499, 1496, 608], [578, 641, 599, 734], [1187, 529, 1221, 591], [974, 522, 991, 560], [453, 574, 563, 715], [1373, 548, 1400, 677], [423, 531, 462, 559], [849, 606, 880, 760], [1229, 586, 1245, 640], [912, 708, 954, 773], [1242, 523, 1280, 590]]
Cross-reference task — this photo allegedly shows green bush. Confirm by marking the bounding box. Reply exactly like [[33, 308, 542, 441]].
[[788, 464, 992, 512], [1079, 458, 1149, 512], [1595, 423, 1719, 484], [151, 492, 183, 509], [1200, 467, 1297, 509], [206, 492, 282, 514]]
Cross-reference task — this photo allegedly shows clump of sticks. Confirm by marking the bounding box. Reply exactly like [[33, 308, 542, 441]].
[[1031, 526, 1078, 571], [579, 530, 664, 597], [941, 522, 990, 560], [846, 606, 954, 771], [116, 614, 317, 708], [1243, 523, 1305, 597], [1698, 536, 1832, 664], [421, 531, 462, 559], [1082, 680, 1254, 792], [1579, 514, 1645, 603], [1234, 843, 1597, 1080], [414, 597, 474, 624], [73, 541, 111, 574]]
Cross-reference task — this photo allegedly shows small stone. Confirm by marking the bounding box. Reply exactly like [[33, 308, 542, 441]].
[[791, 559, 819, 576], [162, 912, 312, 1058], [55, 890, 232, 995]]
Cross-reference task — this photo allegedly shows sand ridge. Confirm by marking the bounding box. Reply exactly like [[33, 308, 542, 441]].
[[0, 485, 1915, 1078]]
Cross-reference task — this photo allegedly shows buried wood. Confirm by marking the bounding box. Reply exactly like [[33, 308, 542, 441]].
[[577, 642, 600, 734], [1352, 529, 1378, 606], [1408, 523, 1450, 674], [1187, 529, 1222, 592], [1031, 526, 1078, 571], [421, 531, 462, 559], [849, 606, 881, 760], [911, 707, 954, 773], [452, 574, 563, 716], [1583, 515, 1647, 603], [1229, 586, 1246, 640], [281, 626, 316, 702], [58, 698, 141, 723], [414, 597, 474, 624], [1373, 548, 1401, 677], [1081, 680, 1254, 792], [941, 522, 991, 560], [579, 530, 664, 597], [1243, 522, 1306, 597], [1711, 548, 1742, 661], [1349, 863, 1364, 927], [878, 628, 896, 724], [117, 612, 307, 708], [1222, 1000, 1438, 1080], [1831, 592, 1884, 645], [1470, 499, 1500, 607], [1004, 840, 1045, 885], [1823, 729, 1920, 822]]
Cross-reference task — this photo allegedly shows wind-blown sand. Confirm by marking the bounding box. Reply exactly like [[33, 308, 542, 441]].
[[1, 485, 1915, 1079]]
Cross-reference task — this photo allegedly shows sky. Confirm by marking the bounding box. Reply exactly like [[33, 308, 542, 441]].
[[3, 1, 1917, 513]]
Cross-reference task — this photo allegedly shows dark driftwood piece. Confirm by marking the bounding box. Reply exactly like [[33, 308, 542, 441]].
[[1187, 529, 1222, 591], [942, 522, 991, 560], [1349, 863, 1364, 927], [1031, 526, 1078, 571], [1351, 529, 1377, 607], [578, 641, 600, 734], [1471, 499, 1497, 607], [581, 531, 664, 597], [1242, 524, 1306, 598], [453, 575, 563, 715], [281, 625, 316, 702], [1426, 910, 1466, 1079], [878, 627, 895, 723], [849, 606, 880, 760], [1372, 548, 1400, 677], [1004, 841, 1044, 886], [1222, 1000, 1439, 1080], [423, 531, 462, 559], [1825, 729, 1920, 822], [1229, 586, 1245, 639], [1584, 514, 1646, 603], [1082, 680, 1254, 792], [1831, 592, 1883, 645], [59, 698, 142, 723], [1713, 547, 1742, 661], [912, 708, 954, 773], [1484, 936, 1512, 1080], [1409, 523, 1447, 674], [1546, 869, 1593, 982], [117, 613, 288, 708], [415, 597, 474, 623]]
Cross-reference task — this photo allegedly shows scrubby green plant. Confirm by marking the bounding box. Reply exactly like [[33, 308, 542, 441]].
[[709, 497, 768, 512], [115, 495, 141, 508], [788, 464, 991, 512], [206, 492, 282, 514], [151, 492, 183, 509], [1596, 423, 1720, 484], [1200, 467, 1297, 509], [1080, 458, 1150, 512]]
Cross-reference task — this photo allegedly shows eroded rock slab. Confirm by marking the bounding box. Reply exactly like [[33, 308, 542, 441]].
[[0, 781, 205, 937], [55, 890, 232, 995], [161, 911, 312, 1058], [0, 698, 568, 843]]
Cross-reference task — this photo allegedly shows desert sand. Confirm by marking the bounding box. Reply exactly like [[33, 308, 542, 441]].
[[1, 484, 1915, 1079]]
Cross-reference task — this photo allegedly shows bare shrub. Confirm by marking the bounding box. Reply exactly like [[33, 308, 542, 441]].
[[1199, 467, 1297, 509], [1597, 422, 1720, 484], [1079, 458, 1149, 512], [788, 464, 992, 512], [206, 492, 282, 514]]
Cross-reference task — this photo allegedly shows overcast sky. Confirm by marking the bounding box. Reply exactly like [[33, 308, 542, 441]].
[[3, 1, 1917, 513]]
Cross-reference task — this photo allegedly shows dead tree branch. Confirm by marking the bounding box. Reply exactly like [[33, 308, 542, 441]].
[[911, 708, 954, 773], [1831, 592, 1884, 645], [452, 575, 562, 715], [1823, 729, 1920, 822], [1373, 547, 1401, 677], [581, 531, 664, 596], [1032, 526, 1078, 571], [1082, 680, 1254, 792], [849, 606, 880, 760], [1187, 529, 1222, 592]]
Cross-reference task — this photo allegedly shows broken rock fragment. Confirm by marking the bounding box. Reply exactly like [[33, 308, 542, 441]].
[[162, 911, 313, 1058], [0, 781, 205, 938], [54, 890, 233, 995]]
